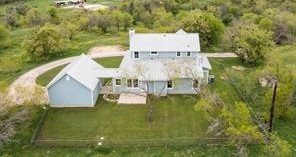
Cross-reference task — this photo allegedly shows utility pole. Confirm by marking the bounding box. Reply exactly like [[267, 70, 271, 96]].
[[268, 80, 278, 133]]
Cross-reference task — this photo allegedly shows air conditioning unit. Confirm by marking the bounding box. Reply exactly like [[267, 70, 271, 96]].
[[208, 75, 215, 84]]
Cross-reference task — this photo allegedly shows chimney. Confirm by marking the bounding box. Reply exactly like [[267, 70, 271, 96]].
[[129, 28, 135, 40]]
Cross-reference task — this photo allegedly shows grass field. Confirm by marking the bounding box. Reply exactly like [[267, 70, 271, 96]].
[[37, 95, 210, 146]]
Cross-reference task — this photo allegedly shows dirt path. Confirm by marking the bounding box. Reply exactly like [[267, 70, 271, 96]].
[[201, 53, 237, 58], [7, 47, 236, 105]]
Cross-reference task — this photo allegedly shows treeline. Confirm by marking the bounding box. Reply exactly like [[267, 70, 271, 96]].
[[116, 0, 296, 65], [1, 0, 296, 63], [0, 0, 25, 5]]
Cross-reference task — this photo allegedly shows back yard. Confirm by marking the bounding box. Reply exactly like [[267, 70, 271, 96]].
[[36, 95, 211, 146], [34, 57, 241, 147]]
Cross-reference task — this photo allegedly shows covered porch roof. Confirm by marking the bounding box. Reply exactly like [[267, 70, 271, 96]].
[[95, 68, 120, 78], [119, 54, 204, 81]]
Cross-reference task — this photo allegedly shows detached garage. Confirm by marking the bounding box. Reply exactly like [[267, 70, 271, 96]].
[[47, 54, 103, 107]]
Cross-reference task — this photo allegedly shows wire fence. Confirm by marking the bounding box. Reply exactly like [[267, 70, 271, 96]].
[[33, 137, 230, 147], [31, 107, 49, 144], [219, 63, 270, 143]]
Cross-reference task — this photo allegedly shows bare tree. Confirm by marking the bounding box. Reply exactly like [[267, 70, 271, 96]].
[[164, 58, 204, 94], [0, 84, 45, 146], [120, 63, 167, 122]]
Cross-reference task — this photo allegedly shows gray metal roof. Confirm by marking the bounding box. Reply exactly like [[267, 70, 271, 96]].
[[199, 55, 212, 70], [129, 29, 200, 52], [95, 68, 120, 78], [119, 54, 204, 81], [47, 54, 103, 91]]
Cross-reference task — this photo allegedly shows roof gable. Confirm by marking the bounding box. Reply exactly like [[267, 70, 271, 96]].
[[47, 54, 103, 91]]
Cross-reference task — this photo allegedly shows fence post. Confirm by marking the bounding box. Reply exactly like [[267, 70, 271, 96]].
[[31, 106, 49, 145]]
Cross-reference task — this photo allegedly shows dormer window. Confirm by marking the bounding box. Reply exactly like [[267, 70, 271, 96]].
[[150, 51, 158, 55], [134, 51, 139, 59], [186, 51, 191, 57], [176, 51, 181, 57]]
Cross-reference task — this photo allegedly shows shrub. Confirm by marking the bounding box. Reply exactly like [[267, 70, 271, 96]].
[[180, 10, 225, 47], [0, 25, 10, 49], [23, 24, 68, 61]]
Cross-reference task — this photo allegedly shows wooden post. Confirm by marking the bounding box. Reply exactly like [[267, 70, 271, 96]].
[[268, 80, 277, 133]]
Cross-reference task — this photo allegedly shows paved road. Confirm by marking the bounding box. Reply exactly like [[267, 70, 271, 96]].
[[8, 52, 236, 104]]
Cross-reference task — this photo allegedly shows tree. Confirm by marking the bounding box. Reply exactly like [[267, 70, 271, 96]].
[[180, 10, 224, 47], [151, 7, 174, 29], [0, 0, 25, 5], [194, 86, 224, 121], [47, 7, 60, 25], [4, 6, 17, 28], [120, 63, 167, 123], [261, 52, 296, 120], [221, 102, 263, 156], [263, 134, 292, 157], [88, 11, 112, 33], [23, 24, 67, 61], [139, 11, 153, 28], [122, 12, 133, 31], [263, 9, 296, 44], [26, 8, 45, 27], [232, 24, 274, 65], [0, 25, 9, 49], [111, 10, 125, 31], [15, 2, 30, 15], [58, 21, 77, 40]]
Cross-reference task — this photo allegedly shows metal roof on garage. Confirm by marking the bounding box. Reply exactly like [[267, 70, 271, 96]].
[[47, 54, 103, 91], [95, 68, 120, 78]]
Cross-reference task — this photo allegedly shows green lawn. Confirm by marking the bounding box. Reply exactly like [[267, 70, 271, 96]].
[[208, 58, 245, 105], [36, 56, 123, 86], [37, 95, 210, 146]]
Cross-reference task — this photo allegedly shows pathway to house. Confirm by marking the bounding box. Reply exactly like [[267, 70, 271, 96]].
[[7, 45, 236, 105]]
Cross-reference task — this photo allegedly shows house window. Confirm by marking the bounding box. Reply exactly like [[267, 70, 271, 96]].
[[115, 79, 121, 86], [127, 79, 132, 88], [186, 51, 191, 57], [127, 79, 139, 88], [193, 80, 199, 88], [134, 51, 139, 59], [167, 80, 173, 89], [176, 51, 181, 57], [133, 79, 139, 88], [150, 51, 158, 55]]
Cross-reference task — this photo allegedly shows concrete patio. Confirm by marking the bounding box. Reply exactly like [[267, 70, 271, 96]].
[[118, 93, 147, 105]]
